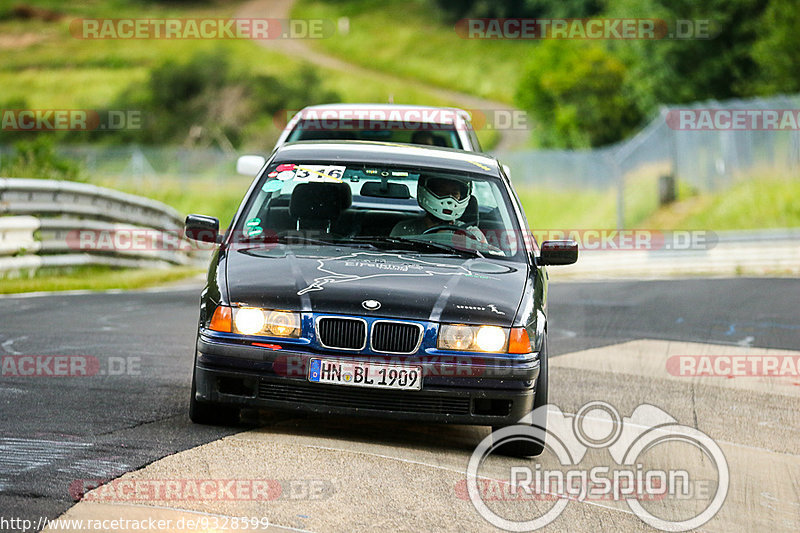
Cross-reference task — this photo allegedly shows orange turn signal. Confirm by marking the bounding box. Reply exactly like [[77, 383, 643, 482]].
[[209, 306, 232, 332], [508, 327, 532, 354]]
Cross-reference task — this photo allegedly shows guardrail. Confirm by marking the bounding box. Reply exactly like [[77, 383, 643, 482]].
[[0, 178, 200, 275], [551, 229, 800, 279]]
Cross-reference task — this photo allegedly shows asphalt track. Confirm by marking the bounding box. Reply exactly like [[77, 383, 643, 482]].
[[1, 277, 798, 531]]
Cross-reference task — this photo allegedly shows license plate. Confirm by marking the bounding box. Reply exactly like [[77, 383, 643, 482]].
[[308, 359, 422, 391]]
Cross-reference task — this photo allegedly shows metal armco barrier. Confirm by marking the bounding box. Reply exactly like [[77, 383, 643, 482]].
[[0, 178, 203, 274]]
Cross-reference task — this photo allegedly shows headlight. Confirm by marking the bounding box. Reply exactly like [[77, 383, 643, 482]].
[[475, 326, 507, 352], [438, 324, 508, 352], [264, 310, 301, 337], [439, 324, 475, 350], [209, 306, 301, 338], [234, 307, 267, 335]]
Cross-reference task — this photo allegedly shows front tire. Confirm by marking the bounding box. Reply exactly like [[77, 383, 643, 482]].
[[492, 333, 549, 457]]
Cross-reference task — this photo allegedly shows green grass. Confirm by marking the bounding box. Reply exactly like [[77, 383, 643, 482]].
[[93, 176, 252, 228], [0, 0, 476, 136], [0, 265, 203, 294], [517, 187, 619, 229], [643, 177, 800, 230], [517, 177, 800, 231], [293, 0, 527, 104]]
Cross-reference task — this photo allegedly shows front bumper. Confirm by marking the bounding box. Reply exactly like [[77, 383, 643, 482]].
[[194, 333, 540, 426]]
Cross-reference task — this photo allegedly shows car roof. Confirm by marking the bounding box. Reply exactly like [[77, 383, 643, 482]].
[[295, 103, 472, 124], [271, 141, 500, 176]]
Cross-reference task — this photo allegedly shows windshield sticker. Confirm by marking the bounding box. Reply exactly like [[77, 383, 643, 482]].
[[267, 171, 278, 178], [261, 180, 284, 192], [296, 251, 496, 295], [276, 163, 296, 172], [244, 218, 263, 237], [293, 165, 345, 183]]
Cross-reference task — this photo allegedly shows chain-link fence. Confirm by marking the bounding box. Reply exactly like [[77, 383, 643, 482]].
[[2, 94, 798, 228], [0, 144, 244, 186], [498, 94, 800, 228]]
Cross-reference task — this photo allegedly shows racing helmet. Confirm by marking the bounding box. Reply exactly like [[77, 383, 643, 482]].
[[417, 175, 472, 222]]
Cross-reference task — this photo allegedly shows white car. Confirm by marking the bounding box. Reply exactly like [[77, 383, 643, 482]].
[[237, 104, 485, 177], [276, 104, 483, 152]]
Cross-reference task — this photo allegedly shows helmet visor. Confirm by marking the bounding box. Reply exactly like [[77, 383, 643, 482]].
[[425, 177, 470, 201]]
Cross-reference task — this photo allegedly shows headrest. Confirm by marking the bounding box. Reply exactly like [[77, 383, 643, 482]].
[[360, 181, 411, 199], [459, 195, 479, 225], [289, 182, 352, 220]]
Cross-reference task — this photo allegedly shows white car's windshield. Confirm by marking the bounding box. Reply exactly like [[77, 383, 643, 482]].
[[286, 120, 463, 149]]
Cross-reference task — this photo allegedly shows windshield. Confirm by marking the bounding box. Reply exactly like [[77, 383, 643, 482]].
[[234, 161, 525, 259], [286, 119, 463, 149]]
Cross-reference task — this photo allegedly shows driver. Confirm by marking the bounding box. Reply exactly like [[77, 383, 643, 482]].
[[391, 175, 486, 243]]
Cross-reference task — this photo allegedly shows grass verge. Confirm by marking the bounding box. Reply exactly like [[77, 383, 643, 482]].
[[642, 177, 800, 230], [517, 177, 800, 230], [0, 265, 203, 295]]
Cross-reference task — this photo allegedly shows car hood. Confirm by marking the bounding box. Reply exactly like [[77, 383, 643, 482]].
[[224, 245, 528, 326]]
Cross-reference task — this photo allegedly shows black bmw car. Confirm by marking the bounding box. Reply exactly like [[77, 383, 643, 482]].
[[185, 141, 577, 456]]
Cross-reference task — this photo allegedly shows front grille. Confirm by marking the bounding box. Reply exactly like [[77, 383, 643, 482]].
[[317, 317, 366, 350], [258, 380, 471, 415], [371, 321, 422, 354]]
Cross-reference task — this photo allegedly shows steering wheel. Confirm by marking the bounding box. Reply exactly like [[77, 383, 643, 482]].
[[422, 224, 482, 242]]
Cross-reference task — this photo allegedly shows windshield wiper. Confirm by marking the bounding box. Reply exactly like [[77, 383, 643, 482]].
[[235, 234, 373, 248], [352, 236, 484, 258], [275, 235, 376, 248]]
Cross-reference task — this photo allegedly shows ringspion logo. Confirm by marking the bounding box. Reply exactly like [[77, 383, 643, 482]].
[[466, 401, 728, 531]]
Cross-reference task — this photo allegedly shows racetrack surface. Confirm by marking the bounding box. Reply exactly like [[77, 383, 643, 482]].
[[1, 278, 798, 531]]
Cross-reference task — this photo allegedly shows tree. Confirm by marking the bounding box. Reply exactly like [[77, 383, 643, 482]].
[[749, 0, 800, 94], [608, 0, 769, 111], [516, 40, 641, 148]]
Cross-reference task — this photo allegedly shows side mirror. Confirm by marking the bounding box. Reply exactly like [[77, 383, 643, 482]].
[[236, 155, 266, 176], [185, 214, 221, 243], [539, 240, 578, 266]]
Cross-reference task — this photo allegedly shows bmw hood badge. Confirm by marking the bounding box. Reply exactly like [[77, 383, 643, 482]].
[[362, 299, 381, 310]]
